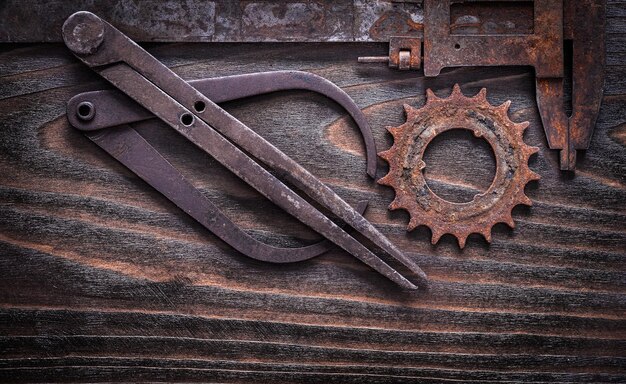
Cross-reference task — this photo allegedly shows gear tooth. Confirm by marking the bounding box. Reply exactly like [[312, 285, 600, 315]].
[[430, 228, 443, 244], [483, 229, 493, 243], [403, 104, 419, 118], [386, 125, 402, 137], [520, 195, 533, 206], [519, 121, 530, 132], [522, 146, 540, 162], [389, 198, 400, 210], [377, 174, 392, 186], [451, 84, 462, 96], [407, 216, 419, 231], [430, 228, 448, 244], [499, 100, 512, 114], [515, 123, 530, 137], [425, 88, 439, 103], [529, 170, 541, 181], [474, 88, 488, 102], [457, 234, 468, 249], [378, 150, 390, 161]]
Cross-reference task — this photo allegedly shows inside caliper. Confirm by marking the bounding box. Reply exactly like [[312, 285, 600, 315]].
[[359, 0, 606, 171]]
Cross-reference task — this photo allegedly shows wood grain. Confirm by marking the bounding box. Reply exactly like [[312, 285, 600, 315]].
[[0, 5, 625, 383]]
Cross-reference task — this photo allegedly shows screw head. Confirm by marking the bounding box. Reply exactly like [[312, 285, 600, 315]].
[[62, 11, 105, 55]]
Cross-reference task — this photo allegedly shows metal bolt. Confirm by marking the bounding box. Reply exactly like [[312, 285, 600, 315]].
[[62, 11, 105, 55]]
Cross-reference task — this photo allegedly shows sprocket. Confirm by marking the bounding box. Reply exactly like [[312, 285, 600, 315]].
[[378, 85, 540, 248]]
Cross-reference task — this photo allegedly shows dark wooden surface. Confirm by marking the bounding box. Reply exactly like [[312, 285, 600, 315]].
[[1, 4, 625, 383]]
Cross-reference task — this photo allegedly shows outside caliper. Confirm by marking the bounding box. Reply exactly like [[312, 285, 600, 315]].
[[359, 0, 606, 171], [63, 12, 428, 289]]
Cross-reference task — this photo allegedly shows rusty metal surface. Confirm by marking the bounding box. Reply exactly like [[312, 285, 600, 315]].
[[389, 36, 422, 70], [359, 36, 422, 70], [63, 11, 427, 289], [423, 0, 563, 78], [449, 1, 534, 35], [378, 85, 540, 248], [0, 0, 423, 43], [1, 0, 545, 43], [536, 0, 606, 170], [358, 0, 606, 171]]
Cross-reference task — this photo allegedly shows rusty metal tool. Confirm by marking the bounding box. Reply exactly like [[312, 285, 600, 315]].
[[67, 70, 378, 179], [378, 85, 540, 248], [359, 0, 606, 171], [63, 11, 427, 289], [68, 71, 373, 264]]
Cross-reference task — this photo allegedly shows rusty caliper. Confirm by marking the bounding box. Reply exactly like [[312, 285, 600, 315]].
[[360, 0, 605, 246], [360, 0, 606, 171]]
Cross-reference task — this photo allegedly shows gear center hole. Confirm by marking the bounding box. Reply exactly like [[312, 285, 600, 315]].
[[422, 128, 496, 203]]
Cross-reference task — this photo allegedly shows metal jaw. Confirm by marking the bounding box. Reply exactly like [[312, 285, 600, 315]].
[[63, 12, 427, 289], [359, 0, 606, 171]]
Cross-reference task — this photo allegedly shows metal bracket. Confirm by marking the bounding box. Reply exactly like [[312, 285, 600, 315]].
[[423, 0, 562, 78], [359, 36, 421, 70], [359, 0, 606, 171]]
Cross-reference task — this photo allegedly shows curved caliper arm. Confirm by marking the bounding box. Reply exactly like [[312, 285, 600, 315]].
[[63, 11, 427, 288], [84, 125, 367, 263], [69, 72, 373, 264], [68, 71, 377, 178]]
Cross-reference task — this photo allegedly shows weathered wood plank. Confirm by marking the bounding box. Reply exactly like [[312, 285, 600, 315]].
[[0, 4, 625, 383]]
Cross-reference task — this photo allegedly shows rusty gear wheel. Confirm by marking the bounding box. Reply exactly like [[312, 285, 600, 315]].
[[378, 85, 540, 248]]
